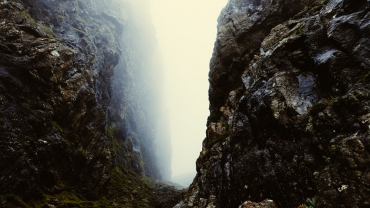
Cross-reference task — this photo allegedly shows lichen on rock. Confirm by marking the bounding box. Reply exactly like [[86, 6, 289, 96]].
[[179, 0, 370, 207], [0, 0, 174, 207]]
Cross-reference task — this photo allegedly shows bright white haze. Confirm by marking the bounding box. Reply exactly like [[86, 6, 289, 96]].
[[149, 0, 228, 180]]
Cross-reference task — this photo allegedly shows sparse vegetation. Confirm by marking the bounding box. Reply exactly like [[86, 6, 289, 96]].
[[291, 23, 304, 36], [107, 124, 116, 136], [140, 158, 145, 170], [55, 14, 66, 22], [295, 0, 326, 18], [207, 131, 231, 148], [77, 15, 88, 25], [11, 166, 178, 208], [322, 96, 338, 106], [297, 6, 309, 16], [19, 11, 57, 38], [356, 71, 370, 84], [77, 148, 86, 155], [52, 121, 64, 133], [308, 116, 313, 124], [305, 196, 317, 208], [3, 194, 28, 208], [299, 197, 317, 208], [111, 137, 124, 156], [307, 102, 327, 115], [329, 145, 336, 152], [72, 27, 87, 34], [322, 155, 330, 163]]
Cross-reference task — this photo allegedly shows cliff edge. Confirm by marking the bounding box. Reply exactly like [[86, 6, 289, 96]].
[[176, 0, 370, 207], [0, 0, 175, 207]]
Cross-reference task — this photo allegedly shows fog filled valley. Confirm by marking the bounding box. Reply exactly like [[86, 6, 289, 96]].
[[1, 0, 370, 208]]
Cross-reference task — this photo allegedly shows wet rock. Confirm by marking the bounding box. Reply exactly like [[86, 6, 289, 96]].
[[0, 0, 170, 205], [182, 0, 370, 207]]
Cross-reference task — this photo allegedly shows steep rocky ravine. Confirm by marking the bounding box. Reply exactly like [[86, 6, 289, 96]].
[[175, 0, 370, 207], [0, 0, 176, 207], [2, 0, 370, 207]]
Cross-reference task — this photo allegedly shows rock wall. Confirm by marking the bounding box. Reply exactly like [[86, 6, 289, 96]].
[[0, 0, 171, 205], [176, 0, 370, 207]]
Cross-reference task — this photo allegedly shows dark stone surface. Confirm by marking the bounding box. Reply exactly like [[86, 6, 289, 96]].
[[0, 0, 171, 204], [176, 0, 370, 207]]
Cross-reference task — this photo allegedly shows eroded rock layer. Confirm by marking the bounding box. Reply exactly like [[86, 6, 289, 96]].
[[176, 0, 370, 207], [0, 0, 172, 206]]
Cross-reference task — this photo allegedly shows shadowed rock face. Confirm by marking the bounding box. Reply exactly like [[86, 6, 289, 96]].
[[0, 0, 171, 203], [176, 0, 370, 207]]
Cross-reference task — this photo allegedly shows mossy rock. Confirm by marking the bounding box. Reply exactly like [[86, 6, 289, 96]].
[[2, 194, 28, 208]]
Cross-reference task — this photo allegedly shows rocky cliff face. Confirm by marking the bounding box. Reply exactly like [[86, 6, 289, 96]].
[[176, 0, 370, 207], [0, 0, 173, 207]]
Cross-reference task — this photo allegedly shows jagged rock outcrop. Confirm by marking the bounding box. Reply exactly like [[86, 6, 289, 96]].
[[176, 0, 370, 207], [0, 0, 172, 206]]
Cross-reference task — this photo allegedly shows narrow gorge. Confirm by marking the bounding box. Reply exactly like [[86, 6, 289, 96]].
[[1, 0, 370, 208]]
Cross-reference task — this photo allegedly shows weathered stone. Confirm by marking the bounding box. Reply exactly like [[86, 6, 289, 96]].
[[0, 0, 172, 206], [179, 0, 370, 207]]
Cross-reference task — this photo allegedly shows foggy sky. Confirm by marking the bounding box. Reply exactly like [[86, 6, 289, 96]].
[[149, 0, 228, 179]]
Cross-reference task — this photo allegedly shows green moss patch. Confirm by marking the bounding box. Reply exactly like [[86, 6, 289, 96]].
[[107, 166, 156, 207], [3, 194, 28, 208], [19, 11, 57, 38], [207, 131, 230, 148], [24, 166, 179, 207]]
